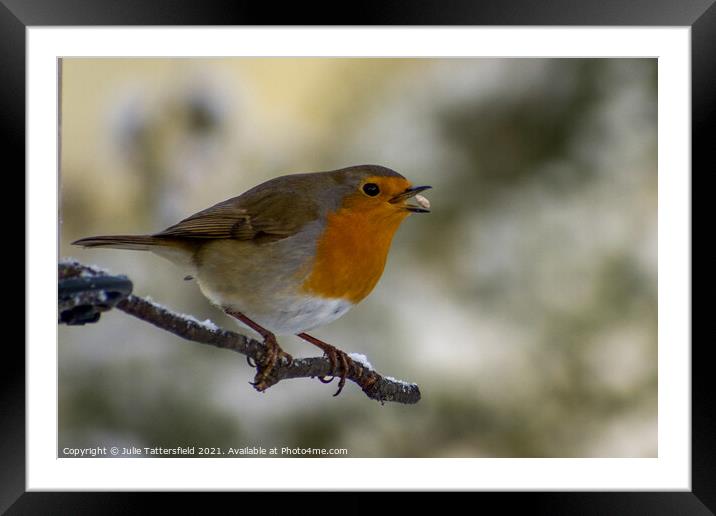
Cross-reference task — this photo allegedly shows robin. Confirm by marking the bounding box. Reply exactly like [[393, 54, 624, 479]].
[[72, 164, 431, 395]]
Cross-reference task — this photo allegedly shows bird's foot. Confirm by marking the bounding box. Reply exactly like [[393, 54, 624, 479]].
[[297, 333, 351, 396], [224, 308, 292, 392], [250, 334, 293, 391]]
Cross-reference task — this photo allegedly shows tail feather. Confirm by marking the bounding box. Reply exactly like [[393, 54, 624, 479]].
[[72, 235, 159, 251]]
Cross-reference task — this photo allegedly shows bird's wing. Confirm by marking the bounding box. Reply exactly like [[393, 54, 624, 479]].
[[154, 187, 319, 242]]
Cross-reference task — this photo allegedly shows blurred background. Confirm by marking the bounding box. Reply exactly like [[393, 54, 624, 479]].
[[59, 58, 657, 458]]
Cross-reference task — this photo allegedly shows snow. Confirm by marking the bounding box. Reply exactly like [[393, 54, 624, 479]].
[[383, 376, 417, 389], [347, 352, 374, 370], [181, 313, 220, 332], [142, 296, 220, 332], [142, 295, 168, 311], [59, 258, 112, 276]]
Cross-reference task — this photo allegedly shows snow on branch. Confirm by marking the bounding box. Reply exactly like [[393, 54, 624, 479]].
[[59, 260, 421, 405]]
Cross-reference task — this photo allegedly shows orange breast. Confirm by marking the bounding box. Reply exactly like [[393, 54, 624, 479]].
[[301, 205, 408, 303]]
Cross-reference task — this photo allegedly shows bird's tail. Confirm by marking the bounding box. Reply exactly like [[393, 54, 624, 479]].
[[72, 235, 160, 251]]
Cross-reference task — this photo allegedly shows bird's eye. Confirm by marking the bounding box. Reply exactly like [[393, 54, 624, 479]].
[[362, 183, 380, 196]]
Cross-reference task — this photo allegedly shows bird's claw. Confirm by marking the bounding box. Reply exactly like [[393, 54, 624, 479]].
[[332, 350, 350, 396], [296, 332, 352, 397], [249, 335, 292, 392], [322, 347, 350, 396]]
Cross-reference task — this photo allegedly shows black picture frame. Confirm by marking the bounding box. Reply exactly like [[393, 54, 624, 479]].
[[8, 0, 707, 512]]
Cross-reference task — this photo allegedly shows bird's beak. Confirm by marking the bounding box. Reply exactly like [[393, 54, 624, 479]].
[[389, 185, 432, 213]]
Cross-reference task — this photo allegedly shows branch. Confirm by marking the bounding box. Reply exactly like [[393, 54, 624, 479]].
[[59, 260, 421, 405]]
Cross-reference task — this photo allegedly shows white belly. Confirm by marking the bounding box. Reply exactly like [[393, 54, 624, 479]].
[[206, 288, 354, 336], [251, 296, 353, 335]]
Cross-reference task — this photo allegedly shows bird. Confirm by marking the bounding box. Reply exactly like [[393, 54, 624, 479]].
[[72, 164, 431, 395]]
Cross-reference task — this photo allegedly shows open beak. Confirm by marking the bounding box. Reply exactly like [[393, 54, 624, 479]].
[[389, 185, 432, 213]]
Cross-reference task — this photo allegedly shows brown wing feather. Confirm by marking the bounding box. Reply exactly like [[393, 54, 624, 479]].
[[154, 184, 319, 243]]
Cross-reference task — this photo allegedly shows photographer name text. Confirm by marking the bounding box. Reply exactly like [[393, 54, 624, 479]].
[[60, 446, 348, 457]]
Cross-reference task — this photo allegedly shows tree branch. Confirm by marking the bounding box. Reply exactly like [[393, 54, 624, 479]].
[[59, 260, 421, 405]]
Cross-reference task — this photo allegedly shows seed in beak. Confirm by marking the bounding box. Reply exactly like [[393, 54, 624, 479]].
[[414, 194, 430, 210]]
